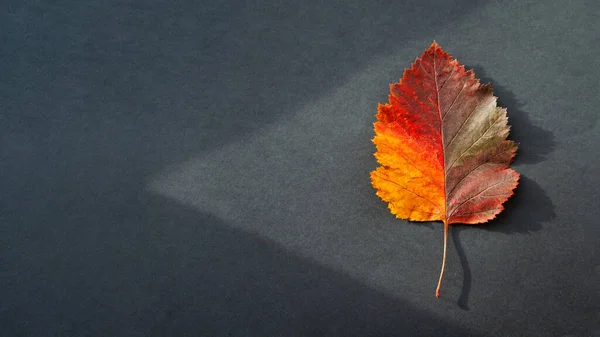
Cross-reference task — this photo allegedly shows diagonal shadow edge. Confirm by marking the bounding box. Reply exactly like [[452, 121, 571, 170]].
[[135, 191, 483, 337]]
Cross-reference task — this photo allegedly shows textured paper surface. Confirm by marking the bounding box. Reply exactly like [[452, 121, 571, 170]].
[[1, 0, 598, 336]]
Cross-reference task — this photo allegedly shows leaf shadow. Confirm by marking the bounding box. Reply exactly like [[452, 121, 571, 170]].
[[451, 174, 555, 310], [451, 175, 555, 310], [487, 174, 555, 233], [452, 225, 471, 310], [449, 66, 557, 309]]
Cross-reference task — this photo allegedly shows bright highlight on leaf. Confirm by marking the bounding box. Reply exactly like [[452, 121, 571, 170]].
[[371, 41, 519, 298]]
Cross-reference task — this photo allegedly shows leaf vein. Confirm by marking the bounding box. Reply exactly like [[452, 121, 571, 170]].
[[377, 175, 443, 214], [393, 96, 441, 136], [446, 145, 514, 197], [444, 94, 486, 151], [441, 79, 466, 121], [446, 112, 503, 172], [379, 142, 439, 186], [448, 178, 511, 218], [437, 64, 457, 92], [451, 208, 502, 217]]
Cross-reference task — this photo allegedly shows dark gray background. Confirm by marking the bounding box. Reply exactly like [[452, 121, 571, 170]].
[[1, 0, 599, 336]]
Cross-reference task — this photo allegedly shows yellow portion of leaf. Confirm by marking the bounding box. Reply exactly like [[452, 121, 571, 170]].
[[371, 131, 445, 222]]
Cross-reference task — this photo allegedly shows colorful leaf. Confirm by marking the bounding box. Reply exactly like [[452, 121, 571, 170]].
[[371, 42, 519, 297]]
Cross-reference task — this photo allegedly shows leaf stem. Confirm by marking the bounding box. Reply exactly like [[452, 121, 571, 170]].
[[436, 221, 449, 298]]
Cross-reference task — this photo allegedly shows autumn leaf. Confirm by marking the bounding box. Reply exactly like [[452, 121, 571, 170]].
[[371, 41, 519, 298]]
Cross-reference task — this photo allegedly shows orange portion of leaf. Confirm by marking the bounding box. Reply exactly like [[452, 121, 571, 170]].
[[371, 41, 519, 297]]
